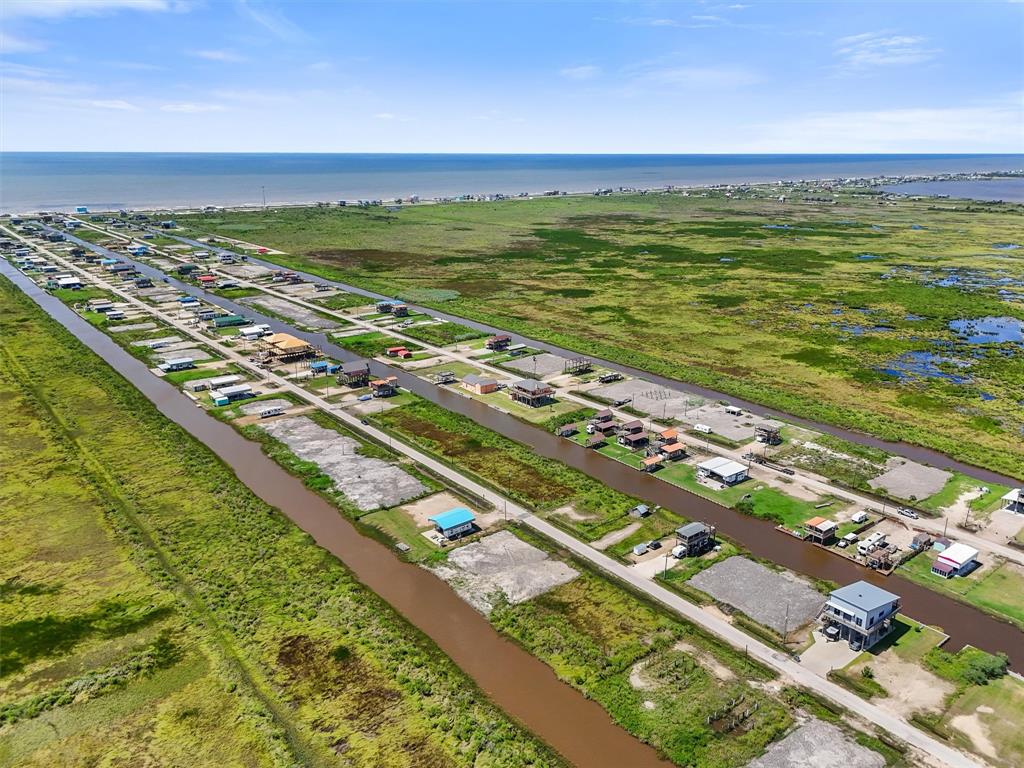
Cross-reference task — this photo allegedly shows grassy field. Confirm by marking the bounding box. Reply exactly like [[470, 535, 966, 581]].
[[899, 553, 1024, 630], [399, 320, 487, 346], [0, 278, 562, 768], [377, 396, 642, 539], [177, 193, 1024, 479], [334, 329, 421, 358]]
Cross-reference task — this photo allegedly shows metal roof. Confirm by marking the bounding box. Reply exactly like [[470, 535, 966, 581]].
[[428, 507, 475, 530], [829, 580, 899, 612], [464, 374, 496, 386], [697, 456, 748, 477], [676, 521, 709, 537], [514, 378, 549, 392], [341, 360, 369, 372]]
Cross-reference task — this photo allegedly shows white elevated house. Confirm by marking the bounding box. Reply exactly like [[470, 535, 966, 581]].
[[696, 456, 748, 486], [1001, 488, 1023, 514], [820, 580, 900, 650]]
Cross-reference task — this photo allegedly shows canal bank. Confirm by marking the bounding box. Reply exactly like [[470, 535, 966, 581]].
[[0, 258, 672, 768]]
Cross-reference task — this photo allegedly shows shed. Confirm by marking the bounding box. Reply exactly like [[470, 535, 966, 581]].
[[910, 532, 932, 551], [463, 374, 499, 395], [641, 455, 663, 472]]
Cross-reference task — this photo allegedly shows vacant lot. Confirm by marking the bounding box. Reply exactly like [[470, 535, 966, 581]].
[[688, 557, 825, 634], [432, 530, 578, 614], [178, 193, 1024, 479], [261, 415, 426, 510]]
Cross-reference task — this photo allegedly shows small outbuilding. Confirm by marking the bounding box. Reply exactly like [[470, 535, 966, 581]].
[[1002, 488, 1023, 514], [931, 543, 978, 579], [462, 374, 499, 395]]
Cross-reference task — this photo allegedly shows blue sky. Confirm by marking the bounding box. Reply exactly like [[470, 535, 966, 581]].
[[1, 0, 1022, 152]]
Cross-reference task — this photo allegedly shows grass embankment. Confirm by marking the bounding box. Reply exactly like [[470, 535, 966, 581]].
[[176, 195, 1024, 479], [376, 396, 642, 540], [0, 278, 563, 768], [898, 553, 1024, 631]]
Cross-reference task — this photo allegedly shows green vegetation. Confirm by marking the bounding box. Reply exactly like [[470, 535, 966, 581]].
[[923, 646, 1009, 688], [399, 320, 487, 346], [899, 554, 1024, 630], [490, 529, 790, 768], [177, 193, 1024, 479], [377, 396, 641, 539], [335, 329, 420, 358], [313, 291, 373, 310], [918, 473, 1010, 518], [0, 278, 563, 768], [210, 285, 263, 299], [827, 668, 889, 700]]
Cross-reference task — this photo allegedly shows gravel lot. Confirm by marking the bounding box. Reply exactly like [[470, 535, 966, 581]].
[[869, 458, 951, 500], [502, 352, 572, 378], [745, 719, 884, 768], [261, 415, 426, 510], [109, 322, 157, 333], [688, 556, 825, 634], [238, 398, 292, 415], [591, 378, 699, 420], [240, 295, 339, 329], [432, 530, 578, 614], [155, 346, 207, 362]]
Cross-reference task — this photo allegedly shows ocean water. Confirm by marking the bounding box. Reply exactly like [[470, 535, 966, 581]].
[[1, 152, 1022, 213]]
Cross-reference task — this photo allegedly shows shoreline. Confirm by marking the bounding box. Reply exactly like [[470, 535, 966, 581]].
[[3, 167, 1022, 216]]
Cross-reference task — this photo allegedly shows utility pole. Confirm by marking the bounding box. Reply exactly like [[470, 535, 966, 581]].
[[262, 186, 267, 208]]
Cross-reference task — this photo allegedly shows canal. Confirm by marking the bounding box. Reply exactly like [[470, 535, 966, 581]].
[[154, 226, 1021, 487], [2, 257, 673, 767], [32, 229, 1024, 665]]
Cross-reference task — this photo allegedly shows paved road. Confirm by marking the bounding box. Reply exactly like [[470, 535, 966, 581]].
[[63, 217, 1024, 571], [5, 227, 985, 768]]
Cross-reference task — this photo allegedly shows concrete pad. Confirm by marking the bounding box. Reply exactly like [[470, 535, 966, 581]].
[[261, 415, 426, 511], [800, 630, 861, 676], [746, 719, 885, 768], [502, 352, 572, 379], [400, 491, 500, 529], [591, 378, 700, 421], [869, 459, 951, 501], [432, 530, 578, 615], [689, 557, 825, 635]]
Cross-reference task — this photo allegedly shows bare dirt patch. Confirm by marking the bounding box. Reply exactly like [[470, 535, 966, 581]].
[[240, 294, 339, 329], [592, 521, 642, 550], [431, 530, 578, 615], [261, 415, 426, 510]]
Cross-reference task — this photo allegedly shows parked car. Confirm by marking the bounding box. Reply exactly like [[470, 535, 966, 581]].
[[647, 540, 661, 550], [897, 507, 919, 519]]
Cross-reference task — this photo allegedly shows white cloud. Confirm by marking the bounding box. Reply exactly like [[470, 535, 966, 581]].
[[0, 30, 46, 52], [560, 64, 600, 80], [160, 102, 226, 113], [0, 0, 181, 19], [190, 49, 247, 63], [84, 98, 140, 111], [752, 97, 1024, 152], [641, 65, 762, 89], [236, 0, 306, 43], [691, 15, 724, 23], [374, 112, 414, 122], [835, 31, 939, 68]]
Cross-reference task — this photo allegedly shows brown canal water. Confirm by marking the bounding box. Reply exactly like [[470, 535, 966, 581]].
[[1, 260, 672, 768], [35, 232, 1024, 668]]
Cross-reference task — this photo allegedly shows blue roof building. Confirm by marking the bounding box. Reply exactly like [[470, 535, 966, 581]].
[[428, 507, 476, 540]]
